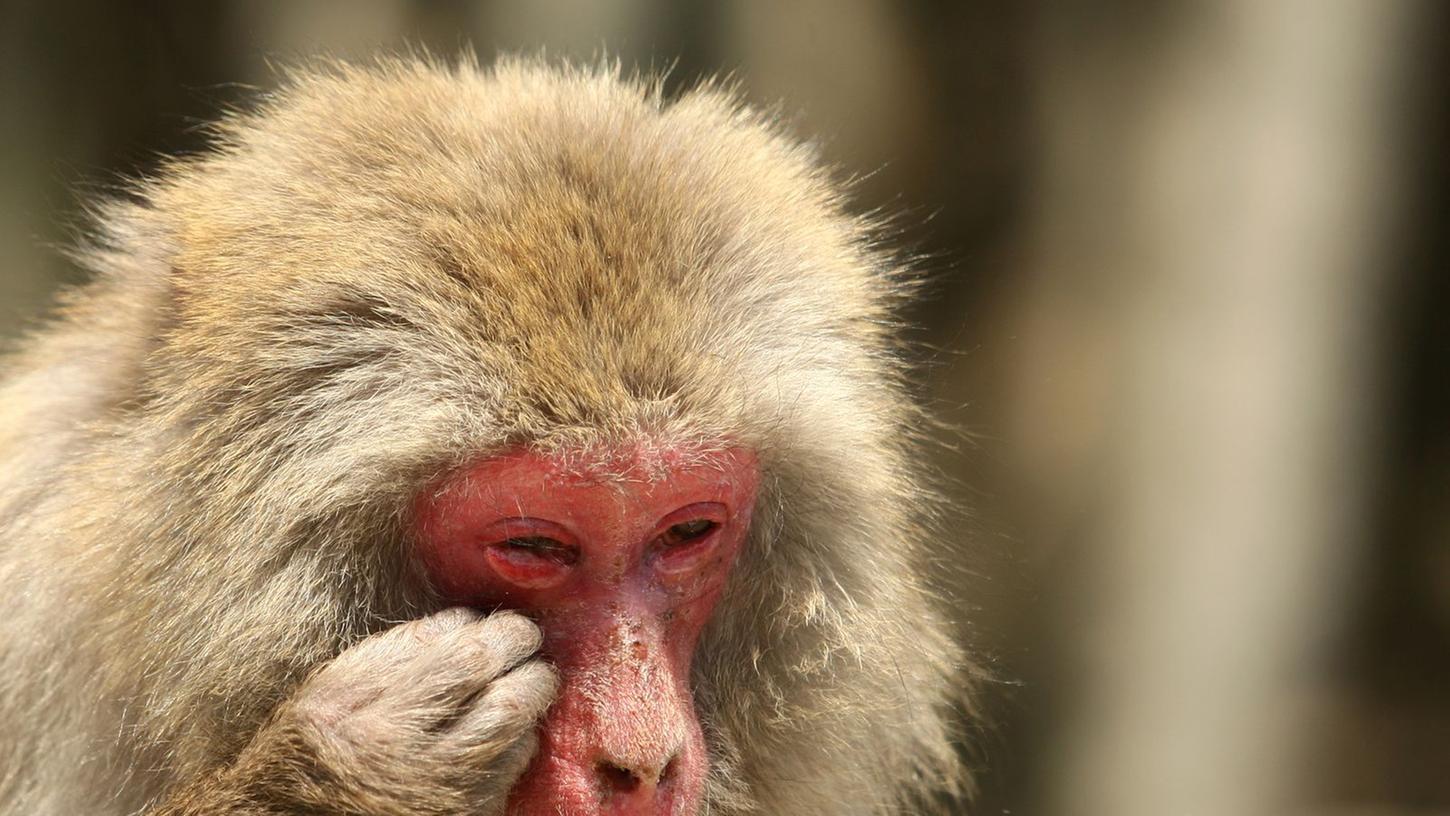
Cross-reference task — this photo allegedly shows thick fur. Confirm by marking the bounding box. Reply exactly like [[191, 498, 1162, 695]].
[[0, 56, 968, 815]]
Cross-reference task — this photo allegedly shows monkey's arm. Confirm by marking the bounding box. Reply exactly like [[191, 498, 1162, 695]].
[[150, 609, 556, 816]]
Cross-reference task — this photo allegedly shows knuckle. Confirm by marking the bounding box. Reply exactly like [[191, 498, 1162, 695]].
[[453, 660, 558, 744], [330, 632, 386, 664], [408, 607, 478, 642], [289, 688, 364, 736], [493, 660, 559, 719], [508, 658, 560, 699], [336, 632, 413, 674], [304, 653, 381, 701], [370, 620, 431, 653], [477, 610, 543, 654], [426, 606, 480, 631], [462, 727, 539, 779]]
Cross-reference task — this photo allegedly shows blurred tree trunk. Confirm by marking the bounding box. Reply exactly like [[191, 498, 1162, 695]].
[[1017, 2, 1425, 814]]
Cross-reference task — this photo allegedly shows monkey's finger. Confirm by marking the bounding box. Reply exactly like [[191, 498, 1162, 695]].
[[450, 659, 558, 749], [447, 610, 545, 682], [329, 608, 480, 670], [312, 612, 473, 698], [414, 606, 484, 637], [467, 727, 541, 814], [396, 611, 545, 706]]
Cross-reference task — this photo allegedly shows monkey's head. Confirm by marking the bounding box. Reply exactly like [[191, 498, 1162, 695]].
[[40, 57, 967, 815]]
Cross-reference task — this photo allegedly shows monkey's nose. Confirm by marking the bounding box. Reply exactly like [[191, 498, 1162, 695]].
[[595, 752, 679, 798]]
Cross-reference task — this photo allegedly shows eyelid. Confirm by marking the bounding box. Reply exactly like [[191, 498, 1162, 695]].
[[652, 503, 729, 572], [481, 517, 578, 547], [656, 502, 729, 532], [500, 535, 579, 564], [670, 519, 716, 536], [481, 517, 579, 588]]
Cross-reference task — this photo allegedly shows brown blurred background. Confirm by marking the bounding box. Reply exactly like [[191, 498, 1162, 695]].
[[1, 2, 1446, 814]]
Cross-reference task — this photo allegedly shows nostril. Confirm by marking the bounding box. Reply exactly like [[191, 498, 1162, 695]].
[[596, 760, 643, 794], [659, 756, 679, 787]]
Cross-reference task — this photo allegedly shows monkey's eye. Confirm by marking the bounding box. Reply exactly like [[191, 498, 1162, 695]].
[[480, 520, 580, 590], [660, 519, 719, 549], [497, 536, 579, 566], [651, 505, 729, 577]]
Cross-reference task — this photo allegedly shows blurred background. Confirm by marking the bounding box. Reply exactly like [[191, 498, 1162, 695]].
[[1, 2, 1445, 814]]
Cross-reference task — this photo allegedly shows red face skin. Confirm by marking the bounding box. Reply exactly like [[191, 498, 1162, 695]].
[[413, 444, 759, 816]]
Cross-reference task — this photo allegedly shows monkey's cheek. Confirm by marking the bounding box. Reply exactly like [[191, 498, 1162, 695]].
[[504, 750, 596, 816]]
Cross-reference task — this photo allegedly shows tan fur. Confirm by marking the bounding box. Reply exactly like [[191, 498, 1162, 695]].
[[0, 55, 970, 815]]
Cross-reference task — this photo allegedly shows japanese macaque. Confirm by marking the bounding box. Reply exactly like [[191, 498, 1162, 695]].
[[0, 57, 969, 816]]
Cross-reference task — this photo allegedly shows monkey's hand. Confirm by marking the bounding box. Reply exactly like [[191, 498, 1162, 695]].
[[155, 608, 558, 816]]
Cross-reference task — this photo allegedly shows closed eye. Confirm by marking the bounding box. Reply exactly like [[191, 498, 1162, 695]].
[[497, 536, 579, 566], [660, 519, 718, 548]]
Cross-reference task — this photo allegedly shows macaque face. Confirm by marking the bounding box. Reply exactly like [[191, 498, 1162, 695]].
[[413, 444, 759, 816]]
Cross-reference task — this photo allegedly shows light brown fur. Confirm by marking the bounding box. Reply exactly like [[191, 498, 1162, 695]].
[[0, 55, 969, 815]]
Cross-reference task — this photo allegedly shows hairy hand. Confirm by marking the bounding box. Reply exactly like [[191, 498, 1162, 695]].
[[160, 609, 557, 816]]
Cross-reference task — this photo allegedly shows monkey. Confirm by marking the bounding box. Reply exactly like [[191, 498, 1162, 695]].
[[0, 56, 970, 815]]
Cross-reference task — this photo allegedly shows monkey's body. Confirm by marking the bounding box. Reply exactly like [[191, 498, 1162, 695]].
[[0, 58, 967, 815]]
